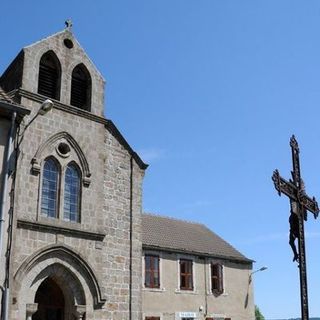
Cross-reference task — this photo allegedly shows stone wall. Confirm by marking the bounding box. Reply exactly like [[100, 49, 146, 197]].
[[3, 29, 145, 320]]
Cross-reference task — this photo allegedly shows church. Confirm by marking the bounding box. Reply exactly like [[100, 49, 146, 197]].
[[0, 26, 254, 320]]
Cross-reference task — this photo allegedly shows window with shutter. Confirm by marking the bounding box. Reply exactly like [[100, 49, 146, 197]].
[[38, 51, 61, 100], [180, 259, 193, 290], [211, 263, 223, 294], [145, 255, 160, 288], [71, 64, 91, 111]]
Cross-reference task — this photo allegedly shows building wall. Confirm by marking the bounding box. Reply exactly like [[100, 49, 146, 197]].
[[142, 250, 254, 320], [0, 118, 11, 301], [0, 118, 10, 206], [3, 30, 145, 320]]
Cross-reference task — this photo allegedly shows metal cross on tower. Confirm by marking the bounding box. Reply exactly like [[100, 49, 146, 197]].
[[272, 135, 319, 320]]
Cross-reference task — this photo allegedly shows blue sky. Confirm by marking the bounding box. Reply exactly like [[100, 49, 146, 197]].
[[2, 1, 320, 318]]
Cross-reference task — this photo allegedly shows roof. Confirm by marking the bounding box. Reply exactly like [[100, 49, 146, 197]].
[[0, 85, 30, 120], [142, 213, 252, 263]]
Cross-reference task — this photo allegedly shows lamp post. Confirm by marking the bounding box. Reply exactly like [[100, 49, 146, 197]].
[[0, 99, 53, 320]]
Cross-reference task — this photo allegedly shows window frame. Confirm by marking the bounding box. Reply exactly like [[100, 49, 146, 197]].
[[70, 63, 92, 111], [211, 263, 224, 294], [144, 254, 160, 289], [40, 157, 61, 219], [38, 157, 82, 224], [179, 258, 193, 291], [37, 50, 61, 100], [63, 162, 82, 223]]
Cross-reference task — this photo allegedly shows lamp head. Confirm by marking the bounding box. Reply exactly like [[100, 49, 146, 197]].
[[39, 99, 54, 115], [259, 266, 268, 272]]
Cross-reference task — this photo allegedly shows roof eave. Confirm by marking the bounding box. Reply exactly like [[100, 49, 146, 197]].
[[142, 244, 254, 264], [0, 100, 30, 121]]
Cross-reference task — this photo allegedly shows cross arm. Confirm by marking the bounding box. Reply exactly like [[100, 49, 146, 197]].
[[272, 170, 319, 219], [299, 193, 319, 218], [272, 169, 298, 201]]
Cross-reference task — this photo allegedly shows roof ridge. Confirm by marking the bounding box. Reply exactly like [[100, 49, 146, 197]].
[[143, 212, 205, 227]]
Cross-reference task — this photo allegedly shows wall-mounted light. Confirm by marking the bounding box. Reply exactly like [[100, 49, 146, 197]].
[[38, 99, 54, 115], [249, 266, 268, 283]]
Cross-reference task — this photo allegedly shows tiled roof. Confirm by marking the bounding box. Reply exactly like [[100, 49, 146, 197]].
[[0, 86, 11, 102], [142, 213, 252, 263]]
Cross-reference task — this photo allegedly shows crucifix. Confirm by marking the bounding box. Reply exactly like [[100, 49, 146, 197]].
[[272, 135, 319, 320]]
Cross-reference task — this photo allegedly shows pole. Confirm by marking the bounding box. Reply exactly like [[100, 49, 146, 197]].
[[297, 204, 309, 320]]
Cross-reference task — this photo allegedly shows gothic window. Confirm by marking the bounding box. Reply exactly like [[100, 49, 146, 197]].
[[180, 259, 193, 290], [63, 163, 81, 222], [211, 263, 223, 294], [38, 51, 61, 100], [41, 158, 60, 218], [70, 64, 91, 111], [145, 255, 160, 288]]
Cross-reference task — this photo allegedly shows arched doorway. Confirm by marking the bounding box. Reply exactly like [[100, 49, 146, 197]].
[[33, 278, 65, 320]]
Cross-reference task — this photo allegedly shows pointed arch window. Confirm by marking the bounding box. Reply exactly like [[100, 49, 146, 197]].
[[38, 51, 61, 100], [70, 64, 91, 111], [63, 163, 81, 222], [41, 158, 59, 218]]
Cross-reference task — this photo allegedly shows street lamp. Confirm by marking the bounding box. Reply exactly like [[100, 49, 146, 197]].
[[249, 266, 268, 283], [20, 99, 53, 135]]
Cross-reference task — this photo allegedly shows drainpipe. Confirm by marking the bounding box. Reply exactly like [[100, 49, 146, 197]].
[[0, 111, 16, 320], [129, 156, 133, 320], [203, 258, 208, 319]]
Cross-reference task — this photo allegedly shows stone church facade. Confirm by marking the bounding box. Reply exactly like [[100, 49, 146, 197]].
[[0, 28, 147, 320], [0, 27, 255, 320]]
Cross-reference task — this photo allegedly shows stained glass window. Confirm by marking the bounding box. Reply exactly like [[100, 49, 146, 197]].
[[41, 158, 59, 218], [64, 164, 80, 222]]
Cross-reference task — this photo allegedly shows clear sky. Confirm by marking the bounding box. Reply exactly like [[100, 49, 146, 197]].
[[1, 1, 320, 319]]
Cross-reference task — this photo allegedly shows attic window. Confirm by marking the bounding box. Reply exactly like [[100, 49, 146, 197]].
[[38, 51, 61, 100], [70, 64, 91, 111]]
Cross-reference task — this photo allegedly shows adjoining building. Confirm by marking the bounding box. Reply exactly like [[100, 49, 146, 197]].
[[0, 26, 254, 320], [142, 214, 254, 320]]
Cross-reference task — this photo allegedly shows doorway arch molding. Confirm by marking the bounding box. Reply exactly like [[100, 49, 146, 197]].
[[14, 244, 106, 313]]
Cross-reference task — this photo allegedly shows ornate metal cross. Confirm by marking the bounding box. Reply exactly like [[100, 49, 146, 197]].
[[272, 135, 319, 320]]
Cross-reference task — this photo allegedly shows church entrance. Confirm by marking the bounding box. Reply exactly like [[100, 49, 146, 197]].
[[33, 277, 65, 320]]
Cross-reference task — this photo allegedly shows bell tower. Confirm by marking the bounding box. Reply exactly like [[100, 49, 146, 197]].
[[0, 24, 146, 320], [0, 24, 105, 117]]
